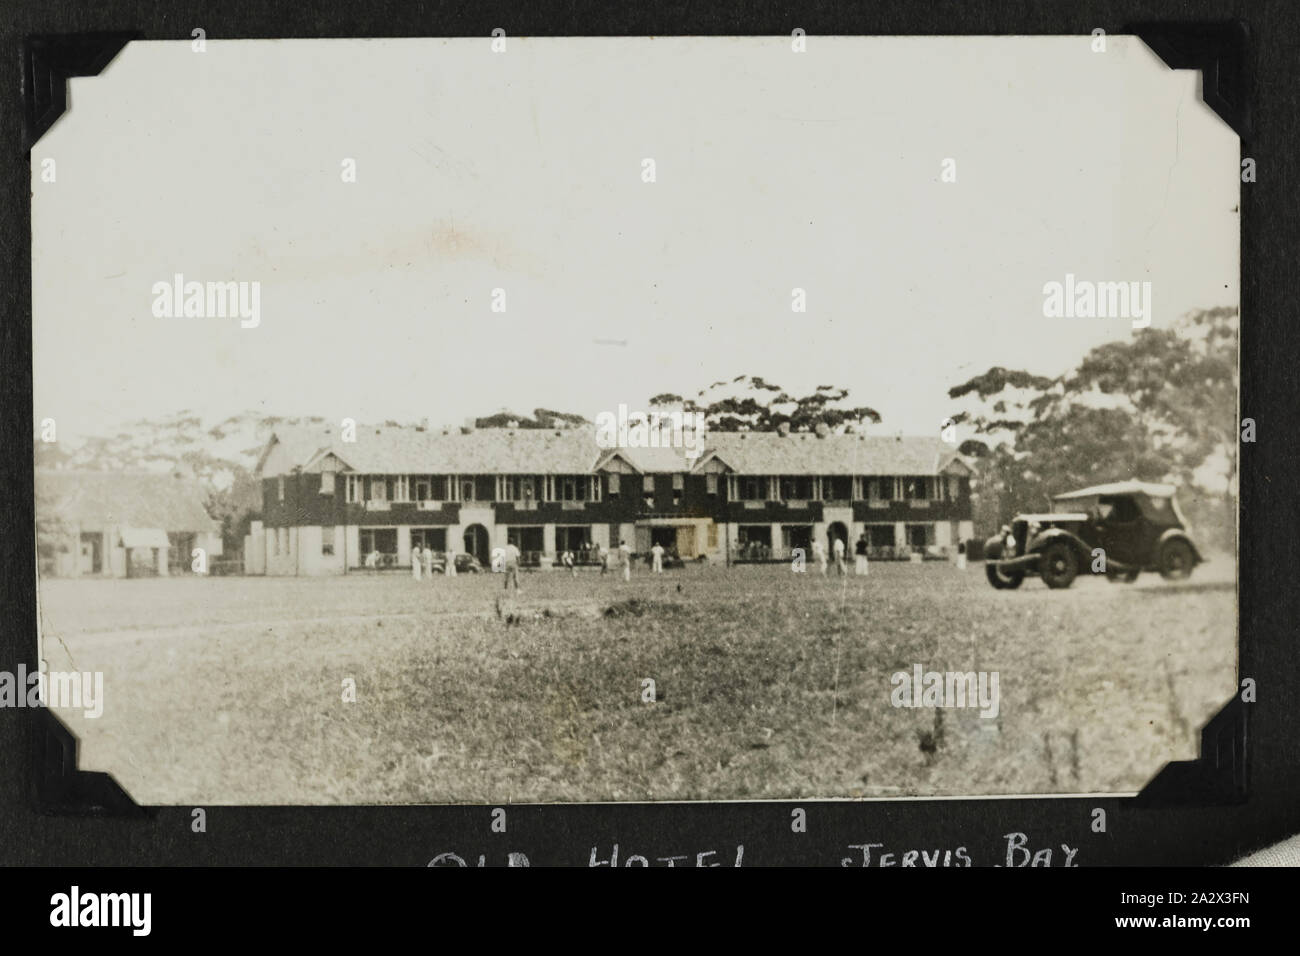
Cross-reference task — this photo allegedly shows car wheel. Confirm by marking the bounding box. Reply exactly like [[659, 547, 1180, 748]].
[[1039, 542, 1078, 589], [985, 562, 1025, 590], [1158, 539, 1195, 581]]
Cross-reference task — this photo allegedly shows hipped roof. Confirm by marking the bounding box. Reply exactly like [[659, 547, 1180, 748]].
[[35, 470, 216, 533], [259, 425, 969, 478]]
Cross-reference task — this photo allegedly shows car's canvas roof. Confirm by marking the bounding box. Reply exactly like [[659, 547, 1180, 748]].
[[1053, 480, 1177, 500]]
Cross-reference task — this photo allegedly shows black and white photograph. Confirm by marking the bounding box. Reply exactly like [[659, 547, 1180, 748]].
[[26, 34, 1243, 809]]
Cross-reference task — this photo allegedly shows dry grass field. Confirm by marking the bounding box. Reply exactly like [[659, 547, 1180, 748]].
[[36, 558, 1236, 805]]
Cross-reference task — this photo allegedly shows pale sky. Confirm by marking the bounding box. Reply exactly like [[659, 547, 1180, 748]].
[[32, 36, 1238, 443]]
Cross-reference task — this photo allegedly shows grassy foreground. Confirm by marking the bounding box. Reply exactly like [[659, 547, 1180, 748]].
[[38, 558, 1236, 804]]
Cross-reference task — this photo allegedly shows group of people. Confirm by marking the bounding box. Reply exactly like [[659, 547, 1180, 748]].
[[406, 544, 457, 580], [398, 532, 878, 590], [595, 540, 635, 581], [391, 538, 656, 592], [809, 533, 872, 576], [505, 539, 643, 589]]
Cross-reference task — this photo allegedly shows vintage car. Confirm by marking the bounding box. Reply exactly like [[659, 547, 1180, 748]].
[[427, 552, 485, 575], [983, 481, 1202, 590]]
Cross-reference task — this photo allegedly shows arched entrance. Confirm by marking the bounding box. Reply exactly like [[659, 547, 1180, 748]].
[[827, 522, 849, 553], [463, 524, 490, 564]]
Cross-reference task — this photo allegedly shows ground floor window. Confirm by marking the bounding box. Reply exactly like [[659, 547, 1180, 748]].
[[736, 525, 773, 560], [321, 527, 334, 556], [555, 525, 592, 553], [360, 528, 397, 566], [126, 547, 160, 578], [507, 526, 544, 555], [781, 524, 812, 554], [167, 532, 195, 573], [78, 532, 102, 575], [641, 524, 702, 559], [411, 528, 446, 552], [906, 523, 931, 550], [506, 526, 544, 566], [867, 525, 894, 548]]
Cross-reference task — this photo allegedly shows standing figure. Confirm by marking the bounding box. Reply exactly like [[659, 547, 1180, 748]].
[[423, 543, 435, 581], [854, 533, 869, 576], [561, 550, 576, 576], [503, 541, 522, 591], [598, 543, 608, 576], [619, 539, 632, 582], [411, 544, 423, 580], [812, 538, 828, 576], [650, 542, 665, 573], [832, 535, 846, 576], [445, 547, 457, 577]]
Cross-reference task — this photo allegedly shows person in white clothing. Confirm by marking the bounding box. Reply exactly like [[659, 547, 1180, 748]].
[[812, 539, 827, 576], [832, 536, 846, 576], [503, 541, 522, 591], [411, 544, 423, 580], [650, 542, 665, 573], [619, 540, 632, 581], [854, 533, 869, 576], [445, 547, 457, 577]]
